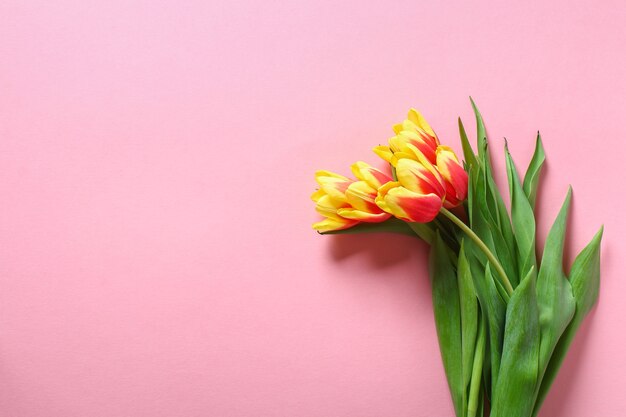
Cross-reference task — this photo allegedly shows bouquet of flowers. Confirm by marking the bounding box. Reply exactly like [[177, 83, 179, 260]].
[[311, 100, 603, 417]]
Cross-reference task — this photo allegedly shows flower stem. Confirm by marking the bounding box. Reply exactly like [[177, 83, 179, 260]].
[[440, 207, 514, 296], [467, 315, 486, 417]]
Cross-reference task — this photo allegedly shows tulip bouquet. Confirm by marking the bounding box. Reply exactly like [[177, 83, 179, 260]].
[[311, 101, 603, 417]]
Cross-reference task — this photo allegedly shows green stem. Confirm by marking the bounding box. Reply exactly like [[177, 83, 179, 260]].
[[440, 207, 514, 296], [467, 315, 486, 417]]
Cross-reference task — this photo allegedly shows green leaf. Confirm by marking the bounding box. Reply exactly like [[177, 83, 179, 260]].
[[466, 251, 507, 399], [486, 217, 519, 289], [570, 226, 603, 318], [535, 189, 576, 392], [476, 389, 484, 417], [467, 312, 486, 417], [532, 226, 603, 416], [491, 267, 540, 417], [458, 241, 479, 413], [484, 163, 518, 286], [469, 158, 518, 289], [523, 133, 545, 210], [505, 142, 537, 279], [465, 104, 518, 287], [458, 117, 478, 168], [407, 222, 435, 244], [319, 218, 419, 238], [429, 233, 464, 417], [468, 165, 493, 253], [470, 97, 488, 164]]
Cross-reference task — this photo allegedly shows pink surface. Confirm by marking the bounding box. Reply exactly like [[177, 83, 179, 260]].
[[0, 1, 624, 416]]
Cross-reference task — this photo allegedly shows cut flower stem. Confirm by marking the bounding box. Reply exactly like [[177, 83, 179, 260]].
[[440, 207, 514, 296]]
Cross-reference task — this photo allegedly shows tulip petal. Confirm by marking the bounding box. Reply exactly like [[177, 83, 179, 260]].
[[337, 208, 391, 222], [390, 151, 417, 167], [344, 181, 379, 212], [373, 145, 393, 163], [311, 189, 325, 202], [315, 194, 349, 220], [315, 170, 350, 181], [437, 146, 469, 203], [392, 123, 404, 134], [398, 130, 437, 163], [351, 161, 391, 189], [396, 158, 445, 197], [375, 181, 400, 214], [312, 217, 358, 232], [315, 172, 352, 203], [381, 186, 443, 223], [407, 108, 437, 140], [388, 136, 406, 154], [442, 181, 462, 209]]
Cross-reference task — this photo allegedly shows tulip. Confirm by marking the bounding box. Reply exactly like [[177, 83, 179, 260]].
[[436, 146, 469, 208], [312, 163, 392, 232], [374, 108, 440, 166], [375, 155, 446, 223]]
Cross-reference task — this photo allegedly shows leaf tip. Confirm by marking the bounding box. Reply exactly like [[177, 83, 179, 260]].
[[595, 224, 605, 241]]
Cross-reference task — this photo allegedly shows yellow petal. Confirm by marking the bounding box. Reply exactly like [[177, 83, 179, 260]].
[[315, 194, 347, 220], [375, 181, 400, 214], [337, 208, 390, 222], [311, 189, 326, 202], [316, 174, 351, 203], [388, 135, 406, 153], [407, 108, 436, 139], [345, 180, 378, 211], [351, 161, 391, 188], [373, 145, 393, 163], [392, 123, 404, 134], [315, 170, 350, 181], [312, 217, 358, 232]]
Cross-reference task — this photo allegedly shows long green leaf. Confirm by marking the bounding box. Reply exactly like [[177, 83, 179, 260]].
[[470, 153, 518, 289], [532, 226, 603, 416], [466, 253, 506, 399], [523, 133, 545, 210], [467, 312, 486, 417], [535, 189, 576, 388], [491, 267, 540, 417], [505, 143, 537, 279], [458, 117, 478, 168], [429, 233, 463, 417], [470, 97, 488, 164], [458, 241, 479, 417], [468, 100, 518, 286]]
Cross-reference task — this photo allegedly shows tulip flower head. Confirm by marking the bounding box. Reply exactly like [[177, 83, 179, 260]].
[[435, 145, 468, 208], [311, 162, 392, 232], [374, 108, 440, 166], [373, 110, 469, 220], [375, 153, 447, 223]]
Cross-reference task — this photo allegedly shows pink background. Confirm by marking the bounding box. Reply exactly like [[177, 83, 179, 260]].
[[0, 1, 624, 416]]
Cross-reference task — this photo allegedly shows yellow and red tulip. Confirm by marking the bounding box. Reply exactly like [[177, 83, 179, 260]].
[[436, 146, 469, 208], [374, 108, 440, 166], [375, 155, 446, 223], [312, 162, 392, 232]]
